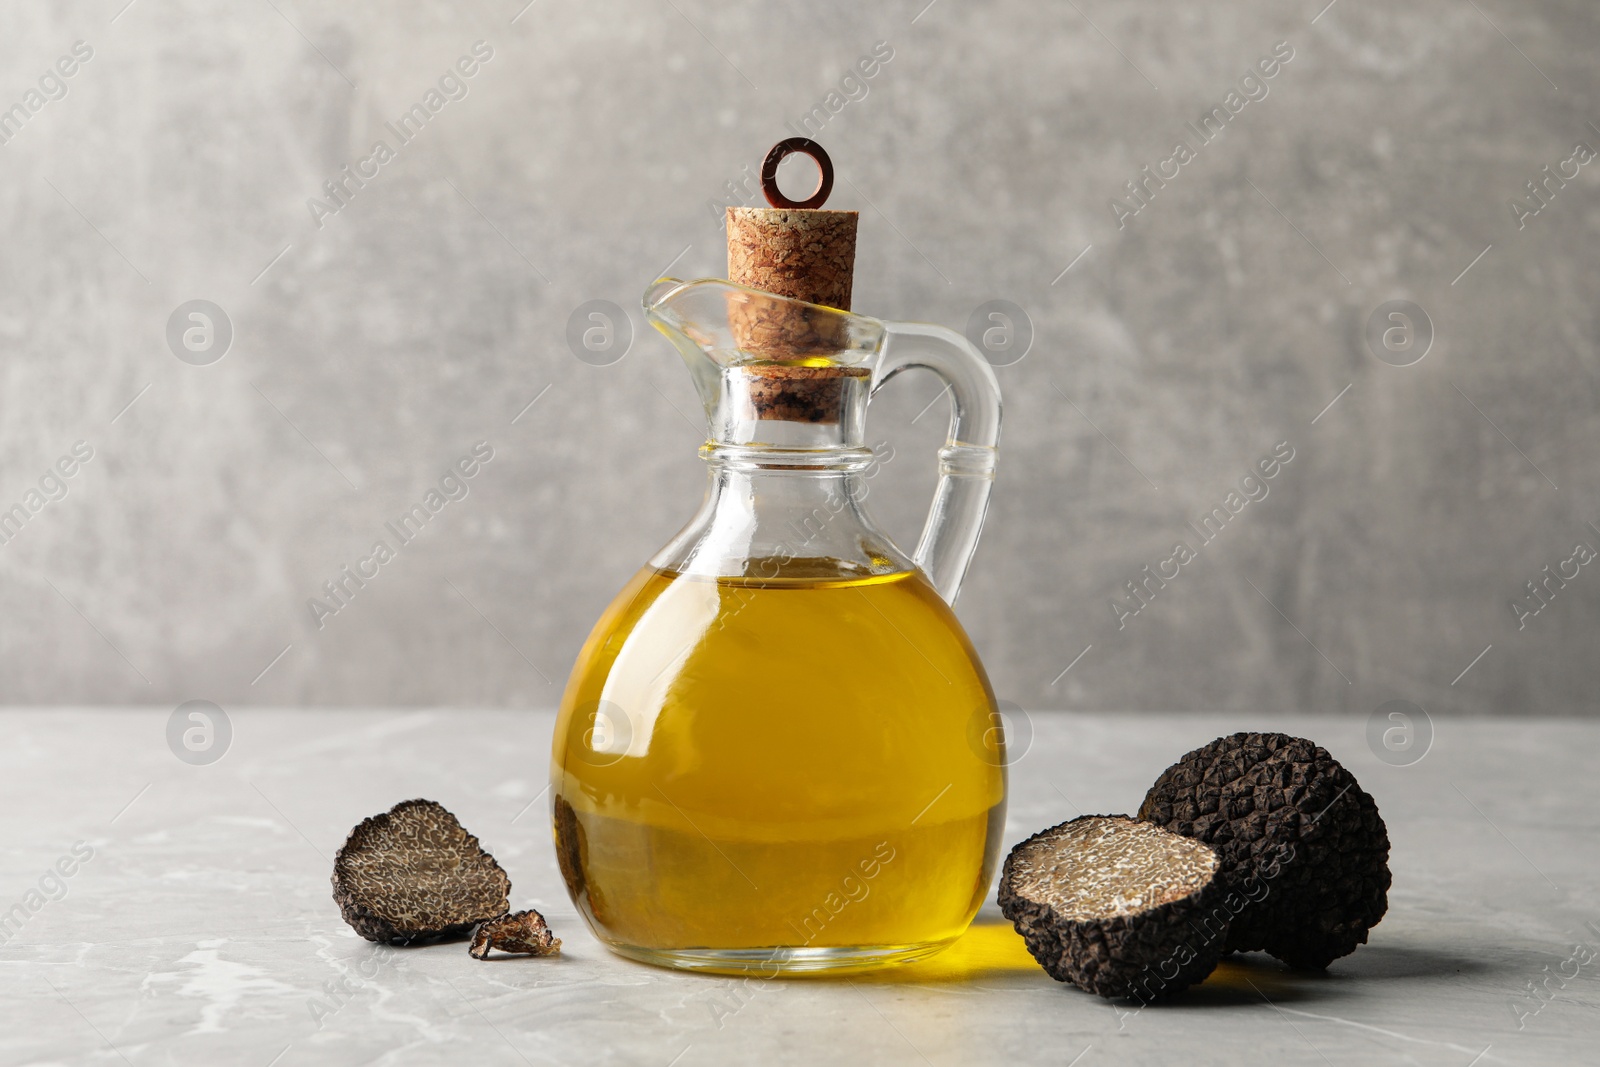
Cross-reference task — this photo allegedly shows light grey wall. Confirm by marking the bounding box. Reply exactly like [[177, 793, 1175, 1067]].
[[1, 0, 1595, 715]]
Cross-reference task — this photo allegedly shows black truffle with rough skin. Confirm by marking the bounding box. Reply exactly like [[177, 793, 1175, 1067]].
[[1137, 732, 1390, 970], [332, 799, 511, 944], [998, 815, 1231, 1000]]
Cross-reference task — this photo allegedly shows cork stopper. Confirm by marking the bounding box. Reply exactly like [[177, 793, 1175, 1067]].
[[727, 207, 858, 312], [726, 139, 863, 422]]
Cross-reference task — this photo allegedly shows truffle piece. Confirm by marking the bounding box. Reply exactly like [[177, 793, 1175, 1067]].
[[998, 815, 1229, 1000], [332, 799, 511, 944], [469, 909, 562, 960], [1137, 732, 1391, 970]]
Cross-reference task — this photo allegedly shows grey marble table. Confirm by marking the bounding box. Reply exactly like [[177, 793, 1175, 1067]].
[[2, 708, 1596, 1066]]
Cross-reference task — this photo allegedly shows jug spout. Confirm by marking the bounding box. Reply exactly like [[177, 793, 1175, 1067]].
[[642, 277, 886, 451]]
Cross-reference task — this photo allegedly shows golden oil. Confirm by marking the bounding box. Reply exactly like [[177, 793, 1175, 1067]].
[[551, 563, 1005, 972]]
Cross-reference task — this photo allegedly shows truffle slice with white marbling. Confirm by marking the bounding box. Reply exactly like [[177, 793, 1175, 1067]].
[[998, 815, 1228, 1000]]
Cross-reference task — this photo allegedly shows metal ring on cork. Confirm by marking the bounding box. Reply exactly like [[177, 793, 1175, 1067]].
[[760, 138, 834, 210]]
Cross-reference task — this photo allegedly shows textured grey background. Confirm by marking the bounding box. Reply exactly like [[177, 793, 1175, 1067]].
[[1, 0, 1595, 715]]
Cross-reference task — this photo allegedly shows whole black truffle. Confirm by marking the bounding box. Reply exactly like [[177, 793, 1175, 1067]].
[[332, 799, 511, 944], [998, 815, 1230, 1000], [1137, 732, 1390, 970]]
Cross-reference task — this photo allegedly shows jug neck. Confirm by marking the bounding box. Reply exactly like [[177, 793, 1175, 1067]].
[[651, 442, 912, 582]]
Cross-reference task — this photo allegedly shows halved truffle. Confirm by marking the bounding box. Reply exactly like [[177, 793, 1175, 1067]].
[[332, 799, 511, 944], [998, 815, 1230, 1000], [1137, 732, 1390, 970], [469, 909, 562, 960]]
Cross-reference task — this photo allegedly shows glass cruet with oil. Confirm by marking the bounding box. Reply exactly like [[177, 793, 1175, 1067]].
[[552, 140, 1005, 974]]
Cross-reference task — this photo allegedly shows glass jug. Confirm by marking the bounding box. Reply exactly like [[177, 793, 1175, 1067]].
[[551, 277, 1004, 974]]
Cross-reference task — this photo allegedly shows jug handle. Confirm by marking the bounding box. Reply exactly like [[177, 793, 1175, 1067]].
[[872, 322, 1002, 605]]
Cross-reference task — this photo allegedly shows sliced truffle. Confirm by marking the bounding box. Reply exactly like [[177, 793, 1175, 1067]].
[[469, 909, 562, 960], [1137, 732, 1391, 970], [998, 815, 1229, 1000], [332, 798, 510, 944]]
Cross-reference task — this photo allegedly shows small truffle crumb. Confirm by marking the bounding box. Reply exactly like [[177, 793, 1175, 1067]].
[[470, 909, 562, 960]]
